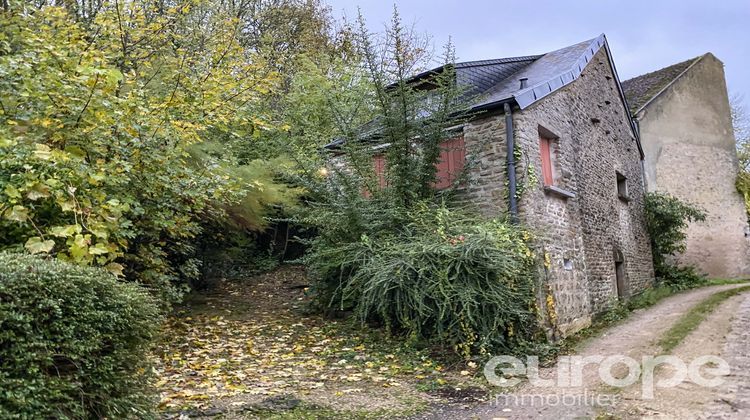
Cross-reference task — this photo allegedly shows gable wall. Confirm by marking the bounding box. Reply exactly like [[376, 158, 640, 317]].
[[636, 54, 749, 277], [463, 48, 654, 336]]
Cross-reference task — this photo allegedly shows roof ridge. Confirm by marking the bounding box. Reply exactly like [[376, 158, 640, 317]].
[[455, 55, 543, 68], [623, 55, 703, 85], [622, 54, 706, 114]]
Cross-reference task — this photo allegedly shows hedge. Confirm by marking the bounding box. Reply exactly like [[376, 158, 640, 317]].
[[0, 253, 161, 419]]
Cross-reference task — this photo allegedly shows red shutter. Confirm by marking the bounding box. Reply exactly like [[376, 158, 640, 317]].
[[373, 154, 386, 188], [435, 137, 466, 189], [362, 154, 387, 198], [540, 136, 553, 186]]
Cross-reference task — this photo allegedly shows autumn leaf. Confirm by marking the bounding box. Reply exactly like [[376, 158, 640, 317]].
[[4, 184, 21, 199], [50, 225, 81, 238], [105, 262, 125, 277], [89, 242, 109, 255], [26, 183, 51, 201], [5, 205, 29, 222], [33, 144, 52, 160], [24, 237, 55, 254]]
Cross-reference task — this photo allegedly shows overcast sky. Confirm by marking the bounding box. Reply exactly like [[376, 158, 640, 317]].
[[326, 0, 750, 106]]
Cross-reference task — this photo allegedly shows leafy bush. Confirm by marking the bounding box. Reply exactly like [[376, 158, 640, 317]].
[[732, 96, 750, 220], [0, 4, 294, 302], [306, 203, 541, 358], [0, 253, 161, 419], [655, 265, 707, 290], [644, 192, 707, 288]]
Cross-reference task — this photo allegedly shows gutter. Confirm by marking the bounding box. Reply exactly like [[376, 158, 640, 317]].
[[505, 103, 519, 223]]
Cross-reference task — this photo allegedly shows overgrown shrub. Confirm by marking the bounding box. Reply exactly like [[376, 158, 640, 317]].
[[295, 11, 543, 357], [0, 253, 161, 419], [306, 203, 541, 358], [644, 192, 707, 289], [732, 96, 750, 220], [655, 265, 707, 290]]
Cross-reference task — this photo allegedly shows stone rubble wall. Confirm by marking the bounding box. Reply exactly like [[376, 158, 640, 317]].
[[462, 48, 655, 335]]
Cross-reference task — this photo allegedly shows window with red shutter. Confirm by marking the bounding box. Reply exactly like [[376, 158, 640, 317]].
[[364, 136, 465, 196], [373, 154, 387, 188], [361, 153, 387, 198], [540, 136, 554, 186], [435, 136, 466, 189]]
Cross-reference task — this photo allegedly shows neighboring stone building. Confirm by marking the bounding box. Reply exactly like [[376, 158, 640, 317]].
[[622, 54, 750, 278]]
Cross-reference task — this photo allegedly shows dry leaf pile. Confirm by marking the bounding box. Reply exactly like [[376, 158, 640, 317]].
[[153, 266, 470, 412]]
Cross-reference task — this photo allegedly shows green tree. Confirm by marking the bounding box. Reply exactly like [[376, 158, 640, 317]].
[[0, 1, 291, 301], [293, 9, 474, 205], [298, 10, 541, 356], [227, 0, 354, 89]]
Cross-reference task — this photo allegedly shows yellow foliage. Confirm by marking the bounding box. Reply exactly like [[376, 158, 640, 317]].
[[0, 2, 290, 299]]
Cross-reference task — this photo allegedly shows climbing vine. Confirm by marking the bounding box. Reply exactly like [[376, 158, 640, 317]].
[[504, 144, 538, 204]]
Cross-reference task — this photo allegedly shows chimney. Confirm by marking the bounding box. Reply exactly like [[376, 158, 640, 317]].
[[519, 77, 529, 89]]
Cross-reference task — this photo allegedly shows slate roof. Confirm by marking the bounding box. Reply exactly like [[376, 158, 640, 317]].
[[454, 56, 541, 98], [471, 36, 604, 110], [621, 56, 702, 114], [327, 34, 642, 156], [403, 35, 611, 111]]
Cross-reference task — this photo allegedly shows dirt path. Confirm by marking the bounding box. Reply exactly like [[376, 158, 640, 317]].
[[698, 292, 750, 419], [610, 292, 747, 419], [417, 283, 750, 420]]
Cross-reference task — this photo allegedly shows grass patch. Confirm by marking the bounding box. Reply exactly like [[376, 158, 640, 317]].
[[706, 278, 750, 286], [627, 285, 679, 310], [658, 285, 750, 352]]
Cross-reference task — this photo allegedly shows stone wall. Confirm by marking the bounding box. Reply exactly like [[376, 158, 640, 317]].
[[462, 113, 509, 216], [463, 47, 655, 335], [636, 54, 749, 278]]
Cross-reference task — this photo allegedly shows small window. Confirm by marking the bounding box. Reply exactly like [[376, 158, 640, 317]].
[[616, 171, 628, 201], [538, 126, 559, 187], [540, 136, 554, 186]]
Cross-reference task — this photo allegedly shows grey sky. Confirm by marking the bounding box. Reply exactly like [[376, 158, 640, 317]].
[[327, 0, 750, 105]]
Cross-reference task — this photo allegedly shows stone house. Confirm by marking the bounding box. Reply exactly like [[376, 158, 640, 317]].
[[341, 35, 749, 336], [451, 34, 654, 334], [622, 55, 750, 278], [338, 34, 656, 335]]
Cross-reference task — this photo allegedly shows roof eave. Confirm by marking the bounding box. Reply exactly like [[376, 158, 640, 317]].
[[469, 97, 517, 114], [601, 36, 645, 159]]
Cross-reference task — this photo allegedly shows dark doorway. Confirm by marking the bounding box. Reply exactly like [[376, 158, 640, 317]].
[[613, 248, 626, 298]]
